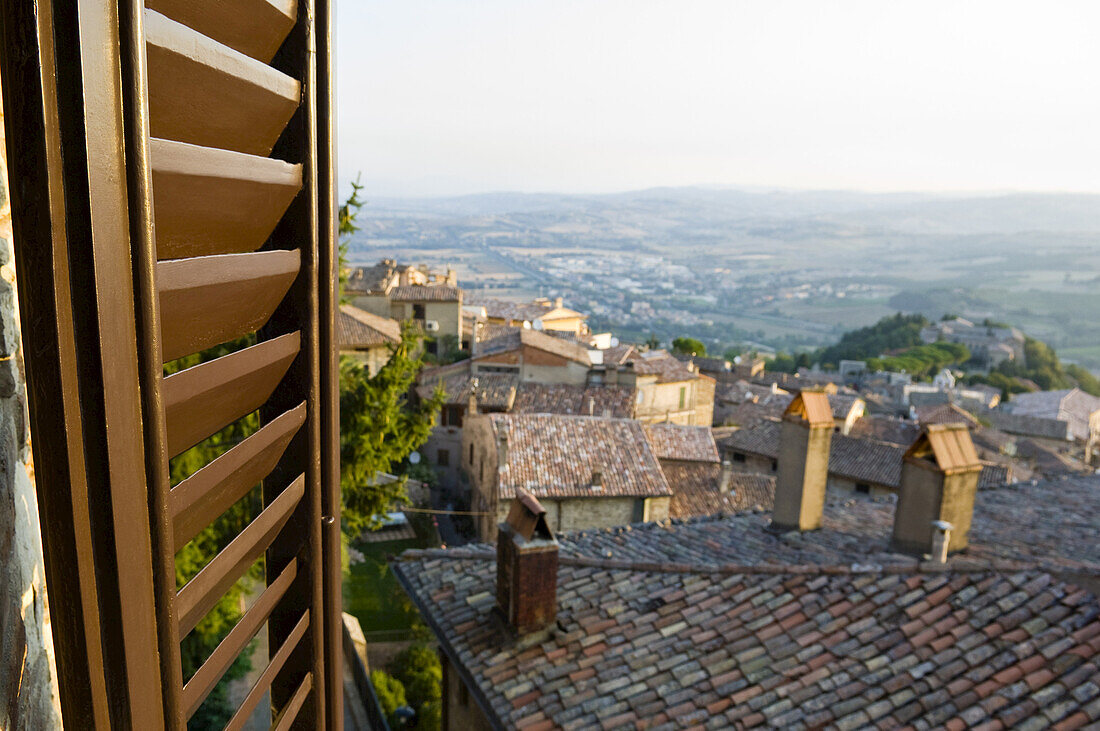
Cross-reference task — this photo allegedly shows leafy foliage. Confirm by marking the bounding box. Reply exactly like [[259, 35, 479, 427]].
[[671, 336, 706, 357], [371, 670, 408, 726], [339, 322, 445, 537], [338, 175, 366, 303], [990, 337, 1100, 396], [389, 643, 443, 728], [865, 342, 970, 379], [816, 313, 929, 367]]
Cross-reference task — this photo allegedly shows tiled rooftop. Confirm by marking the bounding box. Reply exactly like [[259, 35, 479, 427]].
[[394, 474, 1100, 730], [335, 304, 401, 348], [388, 284, 461, 302], [417, 371, 518, 409], [916, 402, 981, 427], [490, 413, 672, 500], [512, 383, 635, 419], [628, 350, 700, 384], [465, 296, 585, 324], [475, 328, 592, 365], [643, 423, 720, 463], [664, 464, 775, 519]]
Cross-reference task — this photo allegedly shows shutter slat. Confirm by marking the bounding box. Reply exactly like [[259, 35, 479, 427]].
[[151, 138, 302, 259], [225, 610, 310, 731], [158, 250, 301, 361], [176, 473, 304, 636], [163, 332, 300, 457], [273, 671, 313, 731], [170, 402, 306, 551], [145, 0, 297, 63], [145, 9, 300, 156], [181, 558, 298, 718]]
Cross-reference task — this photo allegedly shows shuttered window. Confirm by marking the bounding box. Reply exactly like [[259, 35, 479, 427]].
[[0, 0, 341, 728]]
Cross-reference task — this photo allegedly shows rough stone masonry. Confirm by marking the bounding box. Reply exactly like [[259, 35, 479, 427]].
[[0, 81, 63, 729]]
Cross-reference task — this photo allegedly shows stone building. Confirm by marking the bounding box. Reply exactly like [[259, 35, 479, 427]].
[[465, 295, 588, 335], [346, 260, 463, 351], [462, 412, 672, 541]]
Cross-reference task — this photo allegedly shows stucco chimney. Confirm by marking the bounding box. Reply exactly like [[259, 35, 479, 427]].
[[467, 377, 479, 417], [892, 425, 983, 555], [771, 391, 834, 531], [588, 397, 595, 416], [718, 460, 734, 494], [497, 489, 558, 633], [554, 296, 563, 309]]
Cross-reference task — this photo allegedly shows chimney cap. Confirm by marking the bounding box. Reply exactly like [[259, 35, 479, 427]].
[[505, 488, 555, 542], [782, 390, 834, 427], [904, 424, 982, 475]]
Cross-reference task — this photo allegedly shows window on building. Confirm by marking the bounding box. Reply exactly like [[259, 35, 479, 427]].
[[413, 303, 426, 320], [438, 449, 450, 466], [632, 499, 646, 523], [856, 483, 871, 494], [679, 386, 686, 409], [733, 452, 746, 463], [770, 460, 778, 472], [469, 444, 474, 464]]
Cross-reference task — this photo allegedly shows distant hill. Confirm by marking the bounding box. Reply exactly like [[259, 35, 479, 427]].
[[778, 313, 1100, 397]]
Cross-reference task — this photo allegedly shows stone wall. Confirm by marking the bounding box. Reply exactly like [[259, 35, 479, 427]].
[[0, 85, 64, 728]]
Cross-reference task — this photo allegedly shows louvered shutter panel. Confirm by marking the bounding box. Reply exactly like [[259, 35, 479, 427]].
[[0, 0, 341, 728]]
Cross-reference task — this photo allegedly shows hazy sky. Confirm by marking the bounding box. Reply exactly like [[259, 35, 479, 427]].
[[336, 1, 1100, 197]]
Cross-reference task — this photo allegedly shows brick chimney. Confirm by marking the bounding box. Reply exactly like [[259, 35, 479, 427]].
[[771, 390, 834, 531], [892, 425, 982, 555], [497, 489, 558, 633]]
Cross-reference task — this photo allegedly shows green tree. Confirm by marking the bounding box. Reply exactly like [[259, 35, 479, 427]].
[[338, 175, 366, 303], [671, 337, 706, 356], [340, 322, 445, 536], [371, 670, 408, 726], [389, 643, 443, 728], [766, 352, 797, 373], [722, 346, 743, 362]]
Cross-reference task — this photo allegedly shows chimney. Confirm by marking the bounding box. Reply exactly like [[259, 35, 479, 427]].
[[554, 296, 563, 309], [892, 424, 982, 555], [588, 397, 595, 416], [467, 377, 479, 417], [718, 460, 734, 494], [590, 469, 603, 492], [771, 391, 834, 531], [497, 489, 558, 633]]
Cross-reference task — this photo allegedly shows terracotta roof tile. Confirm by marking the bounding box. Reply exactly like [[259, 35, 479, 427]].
[[512, 383, 635, 418], [336, 304, 401, 348], [388, 284, 461, 302], [394, 480, 1100, 730], [643, 423, 719, 463], [490, 413, 672, 500], [475, 328, 592, 365]]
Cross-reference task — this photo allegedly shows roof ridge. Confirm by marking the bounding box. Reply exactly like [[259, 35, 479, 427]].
[[393, 547, 1100, 580]]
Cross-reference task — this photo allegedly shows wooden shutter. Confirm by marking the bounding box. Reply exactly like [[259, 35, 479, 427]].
[[0, 0, 341, 728]]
